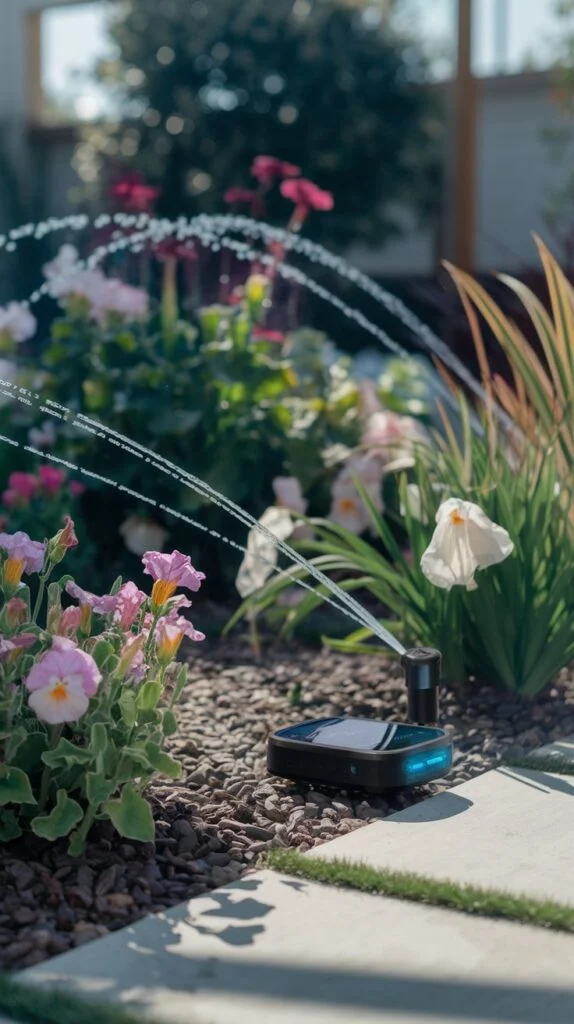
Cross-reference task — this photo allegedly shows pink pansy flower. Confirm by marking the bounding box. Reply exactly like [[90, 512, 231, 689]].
[[70, 480, 86, 497], [142, 550, 205, 607], [0, 531, 46, 574], [66, 580, 118, 615], [38, 465, 66, 496], [0, 303, 37, 343], [280, 178, 334, 213], [109, 171, 160, 212], [8, 473, 38, 501], [26, 646, 101, 725], [251, 156, 301, 185], [113, 581, 147, 630], [0, 633, 37, 659]]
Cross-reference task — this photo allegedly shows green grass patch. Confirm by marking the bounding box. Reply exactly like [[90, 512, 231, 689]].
[[0, 972, 163, 1024], [502, 755, 574, 776], [268, 849, 574, 934]]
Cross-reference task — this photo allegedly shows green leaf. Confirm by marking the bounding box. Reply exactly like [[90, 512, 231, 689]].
[[110, 575, 124, 595], [0, 766, 36, 806], [172, 664, 188, 704], [31, 790, 84, 840], [162, 709, 178, 736], [0, 810, 22, 841], [137, 680, 163, 711], [90, 723, 108, 756], [42, 738, 92, 769], [12, 731, 48, 772], [118, 690, 137, 727], [92, 640, 115, 670], [145, 742, 182, 779], [86, 773, 117, 807], [103, 783, 155, 842]]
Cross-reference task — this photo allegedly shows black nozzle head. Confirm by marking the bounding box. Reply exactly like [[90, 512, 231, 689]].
[[401, 647, 442, 726]]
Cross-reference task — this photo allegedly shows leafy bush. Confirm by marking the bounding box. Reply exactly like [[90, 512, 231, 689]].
[[233, 389, 574, 695], [0, 522, 205, 853]]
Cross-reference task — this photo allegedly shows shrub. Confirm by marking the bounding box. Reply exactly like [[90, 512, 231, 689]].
[[0, 523, 205, 853]]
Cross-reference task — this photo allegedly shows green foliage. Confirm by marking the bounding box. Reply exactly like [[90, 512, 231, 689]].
[[88, 0, 441, 249], [0, 971, 163, 1024], [236, 394, 574, 694], [14, 274, 362, 596]]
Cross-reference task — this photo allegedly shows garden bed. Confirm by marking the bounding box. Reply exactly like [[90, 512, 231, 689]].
[[1, 635, 573, 973]]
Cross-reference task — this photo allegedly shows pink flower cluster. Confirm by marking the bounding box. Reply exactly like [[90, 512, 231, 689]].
[[0, 531, 206, 725], [2, 465, 85, 511], [43, 246, 148, 324]]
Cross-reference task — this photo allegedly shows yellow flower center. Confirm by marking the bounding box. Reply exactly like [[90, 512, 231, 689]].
[[450, 509, 465, 527], [338, 497, 358, 514], [151, 579, 178, 608], [3, 558, 24, 587], [50, 681, 69, 703], [158, 631, 184, 662]]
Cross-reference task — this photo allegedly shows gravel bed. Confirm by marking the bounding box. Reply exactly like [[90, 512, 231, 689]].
[[1, 636, 573, 972]]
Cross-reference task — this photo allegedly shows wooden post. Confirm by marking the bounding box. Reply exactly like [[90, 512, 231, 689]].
[[452, 0, 477, 271]]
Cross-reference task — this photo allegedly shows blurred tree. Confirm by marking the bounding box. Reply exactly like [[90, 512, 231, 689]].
[[86, 0, 442, 248], [541, 0, 574, 269]]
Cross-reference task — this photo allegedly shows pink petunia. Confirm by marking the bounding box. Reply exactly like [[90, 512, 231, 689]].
[[65, 580, 118, 615], [251, 156, 301, 185], [280, 177, 334, 214], [4, 597, 28, 628], [38, 465, 66, 496], [0, 531, 46, 574], [0, 633, 37, 659], [113, 581, 147, 630], [142, 550, 205, 608], [57, 606, 83, 637], [8, 473, 38, 501]]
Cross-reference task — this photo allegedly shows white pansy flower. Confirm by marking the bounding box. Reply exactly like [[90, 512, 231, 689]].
[[420, 498, 514, 591], [329, 453, 383, 535], [236, 506, 294, 598]]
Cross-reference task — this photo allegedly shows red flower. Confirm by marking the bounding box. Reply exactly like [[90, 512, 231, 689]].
[[109, 171, 160, 213], [252, 327, 285, 344], [69, 481, 86, 498], [251, 156, 301, 185], [225, 187, 258, 205], [280, 178, 334, 213], [154, 238, 198, 262]]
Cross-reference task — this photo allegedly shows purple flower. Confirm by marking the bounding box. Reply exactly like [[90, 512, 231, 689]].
[[0, 531, 46, 574]]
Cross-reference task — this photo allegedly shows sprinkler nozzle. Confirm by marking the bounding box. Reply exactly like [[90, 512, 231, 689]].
[[402, 647, 441, 726]]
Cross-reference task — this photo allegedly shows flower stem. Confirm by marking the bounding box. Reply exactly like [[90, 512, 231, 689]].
[[31, 565, 53, 624], [37, 723, 63, 813]]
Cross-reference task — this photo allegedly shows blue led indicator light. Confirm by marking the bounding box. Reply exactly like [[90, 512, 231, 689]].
[[405, 748, 450, 779]]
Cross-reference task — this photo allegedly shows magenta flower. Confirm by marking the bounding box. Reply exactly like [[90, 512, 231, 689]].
[[252, 327, 285, 344], [143, 550, 205, 607], [280, 178, 334, 214], [251, 156, 301, 185], [225, 187, 258, 205], [0, 531, 46, 575], [8, 473, 38, 501], [26, 645, 101, 725], [38, 465, 66, 497], [113, 581, 147, 630], [2, 490, 21, 509], [66, 580, 118, 615], [69, 481, 86, 497], [109, 171, 160, 213]]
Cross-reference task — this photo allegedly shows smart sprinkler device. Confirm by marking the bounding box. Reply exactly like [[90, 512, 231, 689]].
[[267, 648, 453, 792]]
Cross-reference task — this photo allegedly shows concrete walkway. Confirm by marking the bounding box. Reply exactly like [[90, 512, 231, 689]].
[[19, 737, 574, 1024]]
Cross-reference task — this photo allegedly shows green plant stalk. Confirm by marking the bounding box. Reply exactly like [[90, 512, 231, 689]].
[[37, 723, 64, 813], [268, 849, 574, 933], [31, 563, 55, 624]]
